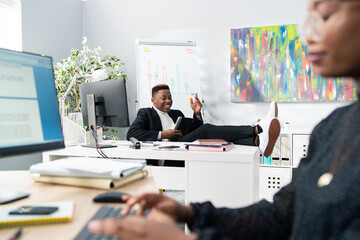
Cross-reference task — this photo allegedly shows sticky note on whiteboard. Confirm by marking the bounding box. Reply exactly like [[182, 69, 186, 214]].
[[143, 47, 149, 52]]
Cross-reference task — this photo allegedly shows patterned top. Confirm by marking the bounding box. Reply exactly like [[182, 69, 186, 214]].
[[189, 98, 360, 240]]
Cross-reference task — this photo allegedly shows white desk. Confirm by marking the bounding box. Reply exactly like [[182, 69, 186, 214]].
[[43, 143, 260, 208]]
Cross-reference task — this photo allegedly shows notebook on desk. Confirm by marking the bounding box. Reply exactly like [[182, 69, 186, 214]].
[[0, 201, 74, 228], [31, 170, 148, 190], [195, 139, 228, 145], [185, 142, 234, 152], [29, 157, 146, 179]]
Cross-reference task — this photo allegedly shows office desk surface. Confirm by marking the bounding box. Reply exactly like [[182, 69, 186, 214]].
[[43, 143, 260, 209], [0, 170, 157, 240], [43, 142, 259, 163]]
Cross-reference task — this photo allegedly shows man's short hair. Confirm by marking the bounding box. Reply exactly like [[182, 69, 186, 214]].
[[152, 84, 170, 97]]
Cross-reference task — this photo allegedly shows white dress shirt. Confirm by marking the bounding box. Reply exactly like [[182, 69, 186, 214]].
[[153, 107, 175, 140]]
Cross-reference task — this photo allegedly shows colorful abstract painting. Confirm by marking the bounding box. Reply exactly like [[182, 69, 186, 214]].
[[230, 24, 357, 102]]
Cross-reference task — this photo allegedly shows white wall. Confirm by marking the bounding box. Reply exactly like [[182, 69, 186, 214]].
[[82, 0, 350, 132], [22, 0, 83, 62]]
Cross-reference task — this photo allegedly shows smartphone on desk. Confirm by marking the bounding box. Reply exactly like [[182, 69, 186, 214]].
[[9, 206, 59, 215]]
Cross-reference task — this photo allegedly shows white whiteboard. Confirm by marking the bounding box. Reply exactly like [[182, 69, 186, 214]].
[[136, 40, 201, 117]]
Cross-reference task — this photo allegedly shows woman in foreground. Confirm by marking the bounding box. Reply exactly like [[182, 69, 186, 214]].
[[89, 0, 360, 239]]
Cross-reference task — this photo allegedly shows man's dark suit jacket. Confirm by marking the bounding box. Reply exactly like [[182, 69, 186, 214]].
[[126, 107, 203, 141]]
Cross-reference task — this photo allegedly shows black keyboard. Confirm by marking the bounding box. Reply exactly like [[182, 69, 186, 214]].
[[74, 206, 133, 240]]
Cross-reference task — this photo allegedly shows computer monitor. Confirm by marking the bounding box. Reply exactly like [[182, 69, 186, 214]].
[[0, 48, 64, 158], [0, 48, 64, 204], [79, 79, 129, 147]]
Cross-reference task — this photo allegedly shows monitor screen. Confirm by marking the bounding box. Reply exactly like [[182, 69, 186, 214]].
[[0, 48, 64, 157], [79, 79, 130, 128]]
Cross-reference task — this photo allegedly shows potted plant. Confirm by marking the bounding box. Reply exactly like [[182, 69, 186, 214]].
[[54, 36, 127, 113]]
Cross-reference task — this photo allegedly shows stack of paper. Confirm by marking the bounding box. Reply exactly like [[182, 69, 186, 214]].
[[30, 157, 147, 189]]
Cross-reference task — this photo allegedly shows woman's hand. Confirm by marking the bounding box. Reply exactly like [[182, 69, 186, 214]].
[[121, 193, 194, 223], [88, 215, 197, 240]]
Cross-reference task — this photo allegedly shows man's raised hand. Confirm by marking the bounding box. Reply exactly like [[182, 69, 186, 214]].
[[190, 93, 202, 117]]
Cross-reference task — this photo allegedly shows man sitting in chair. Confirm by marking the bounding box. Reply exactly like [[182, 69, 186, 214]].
[[127, 84, 280, 165]]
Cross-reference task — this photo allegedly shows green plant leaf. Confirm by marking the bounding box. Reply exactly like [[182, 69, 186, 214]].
[[53, 37, 127, 112]]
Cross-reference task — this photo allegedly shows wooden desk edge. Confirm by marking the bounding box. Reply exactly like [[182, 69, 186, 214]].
[[0, 168, 157, 240]]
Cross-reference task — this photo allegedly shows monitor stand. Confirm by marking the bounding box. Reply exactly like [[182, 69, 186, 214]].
[[81, 94, 116, 149]]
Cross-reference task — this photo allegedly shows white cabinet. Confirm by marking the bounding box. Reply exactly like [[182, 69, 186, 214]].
[[259, 129, 311, 201], [259, 166, 292, 202], [292, 134, 310, 167]]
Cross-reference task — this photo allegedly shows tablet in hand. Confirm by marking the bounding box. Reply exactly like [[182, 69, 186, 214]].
[[173, 117, 183, 130]]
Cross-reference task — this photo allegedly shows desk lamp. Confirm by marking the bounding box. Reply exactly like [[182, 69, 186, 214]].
[[58, 69, 108, 125]]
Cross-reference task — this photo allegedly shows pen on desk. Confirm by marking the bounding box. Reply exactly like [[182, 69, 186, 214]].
[[158, 145, 180, 149], [8, 228, 22, 240]]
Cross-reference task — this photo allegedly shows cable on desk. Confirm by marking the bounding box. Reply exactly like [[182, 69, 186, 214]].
[[97, 122, 109, 158], [90, 126, 108, 159]]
